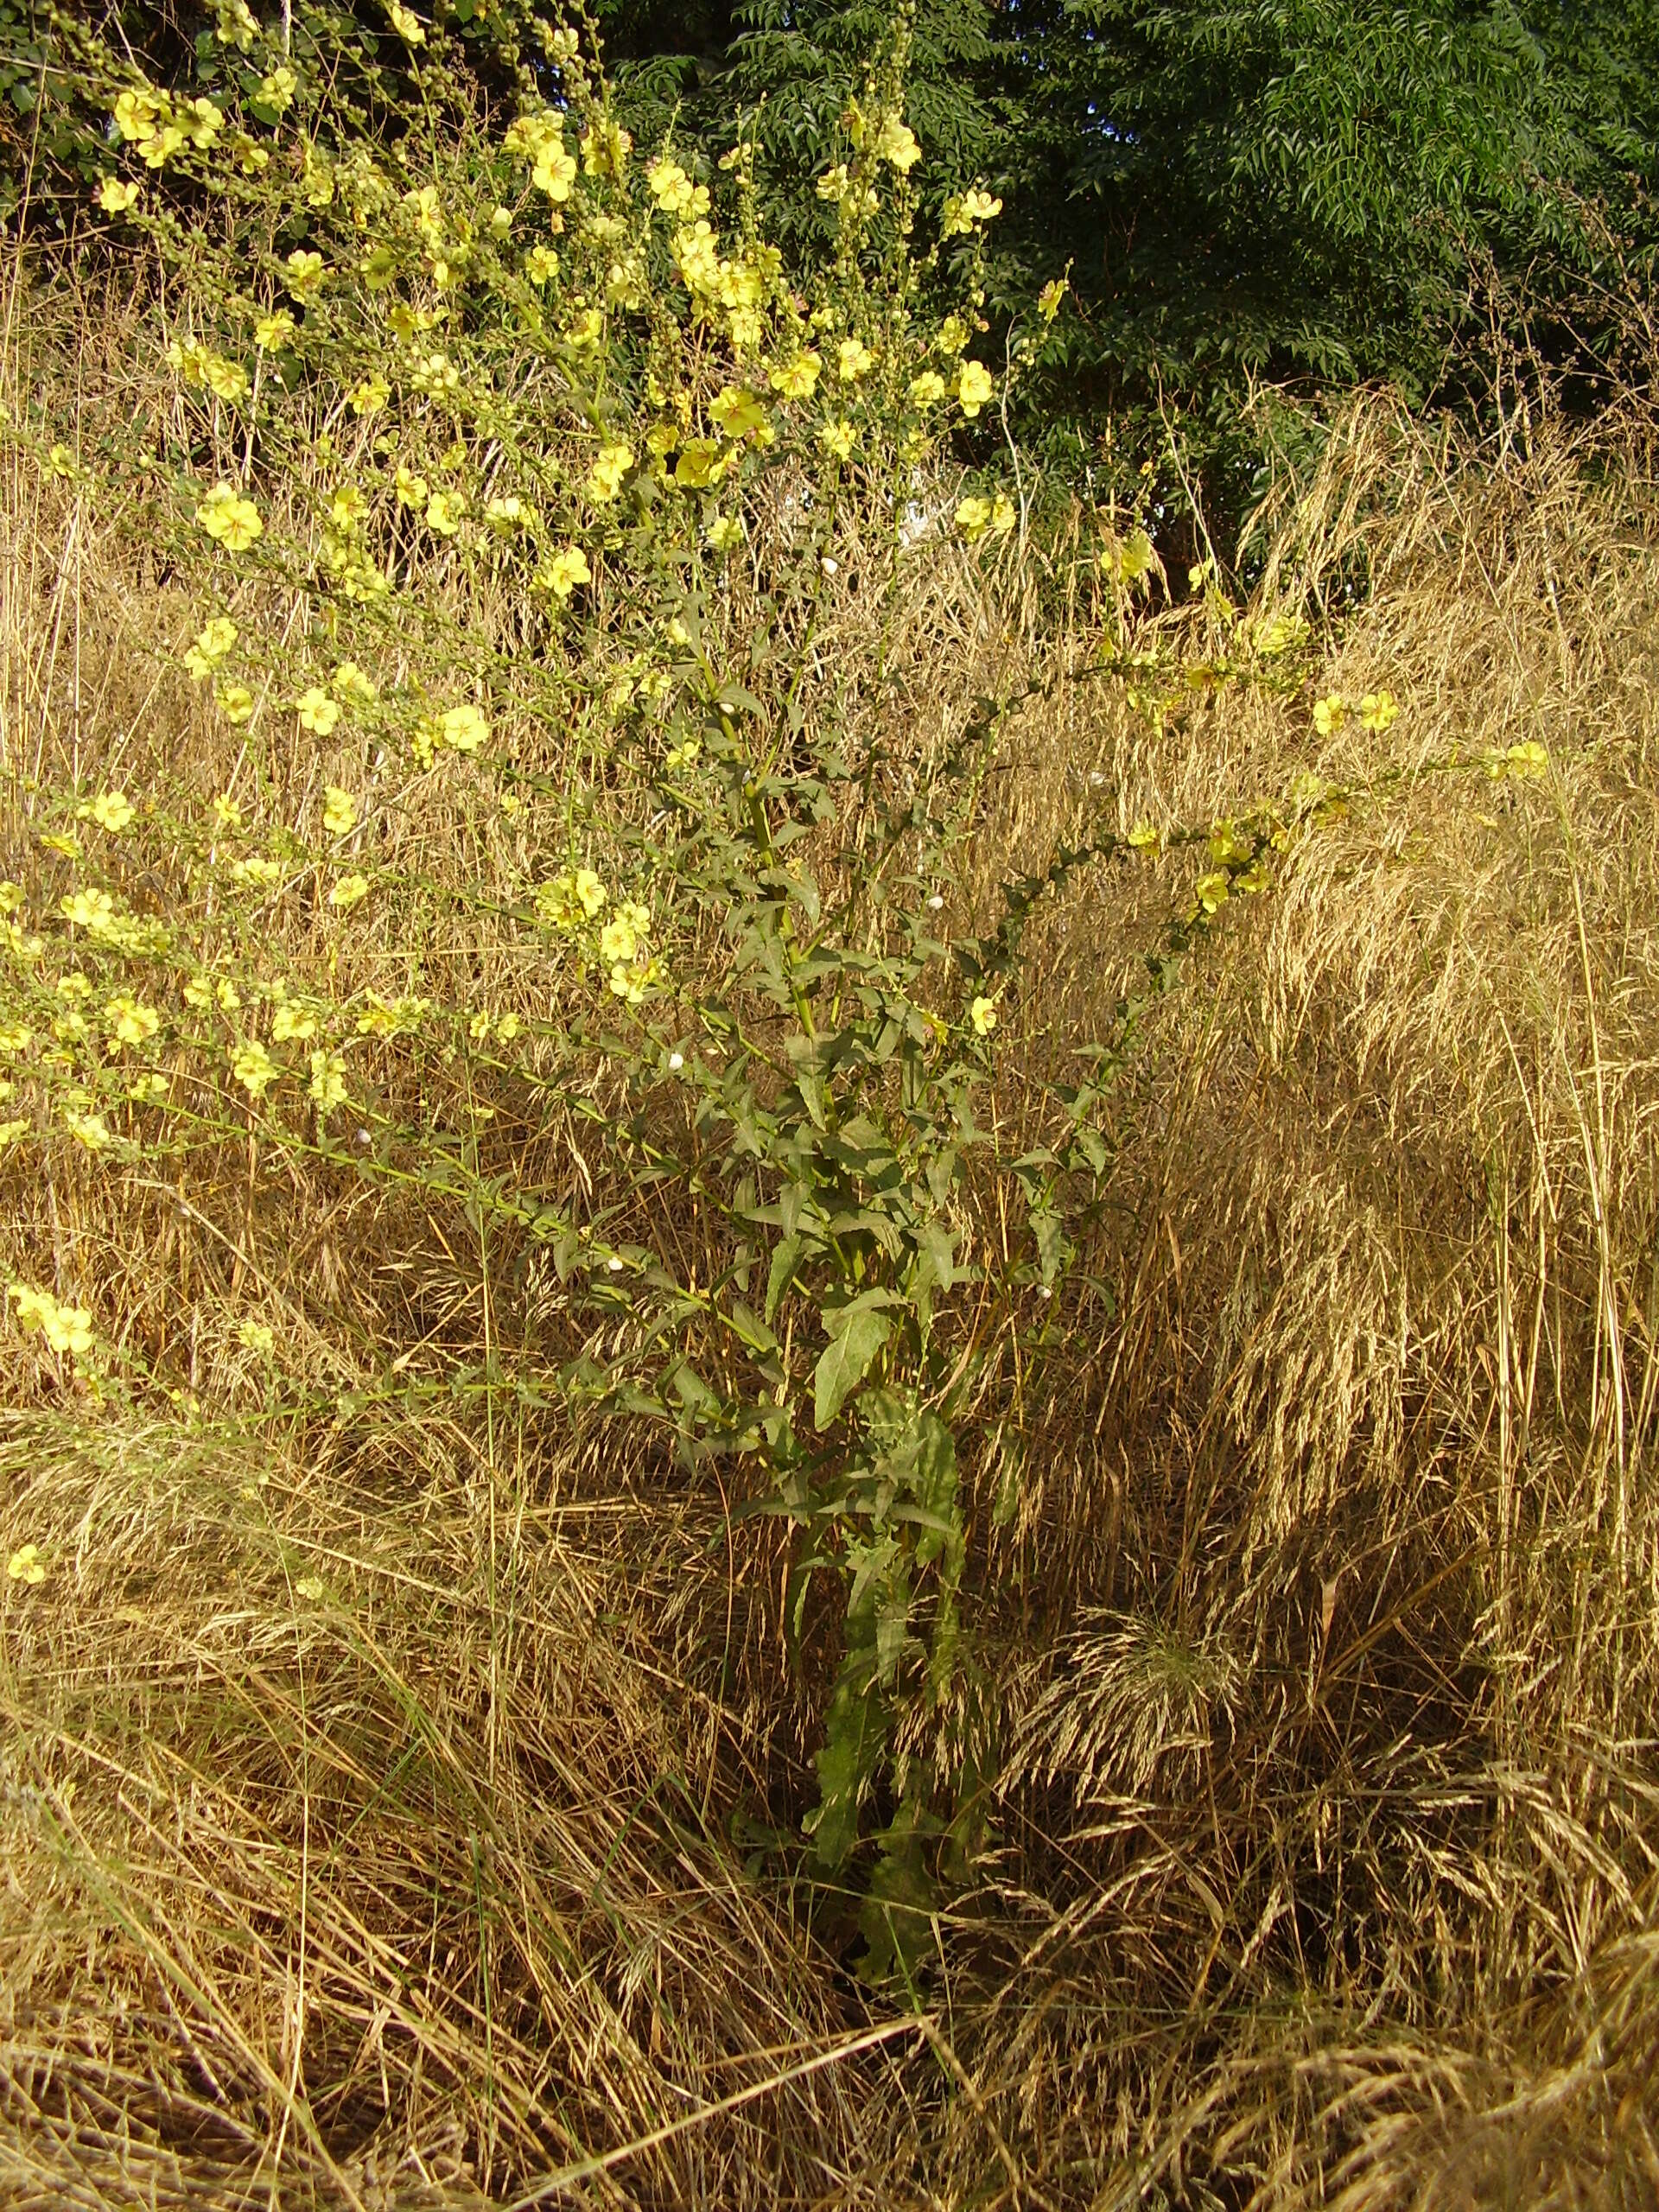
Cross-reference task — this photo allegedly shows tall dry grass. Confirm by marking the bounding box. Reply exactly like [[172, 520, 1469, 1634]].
[[4, 275, 1659, 2209]]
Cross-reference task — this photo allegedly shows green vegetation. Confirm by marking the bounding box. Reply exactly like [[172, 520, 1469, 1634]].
[[3, 3, 1658, 2205], [599, 0, 1659, 489]]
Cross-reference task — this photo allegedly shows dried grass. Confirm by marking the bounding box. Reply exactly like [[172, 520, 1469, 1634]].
[[4, 270, 1659, 2208]]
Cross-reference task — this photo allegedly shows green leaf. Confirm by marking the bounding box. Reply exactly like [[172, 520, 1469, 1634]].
[[726, 1300, 779, 1357], [795, 1063, 828, 1129], [813, 1306, 891, 1430], [911, 1414, 959, 1568], [765, 1233, 802, 1322], [1033, 1205, 1070, 1287], [1072, 1123, 1111, 1177]]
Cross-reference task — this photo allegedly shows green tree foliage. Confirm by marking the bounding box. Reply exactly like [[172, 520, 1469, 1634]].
[[598, 0, 1007, 256], [595, 0, 1659, 467], [1003, 0, 1659, 406]]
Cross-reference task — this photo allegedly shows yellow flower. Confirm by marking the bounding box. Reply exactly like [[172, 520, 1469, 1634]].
[[195, 482, 263, 552], [970, 995, 999, 1036], [533, 145, 578, 199], [705, 514, 745, 552], [908, 371, 947, 408], [168, 334, 207, 385], [355, 993, 429, 1038], [485, 493, 530, 531], [271, 1001, 318, 1042], [600, 913, 641, 963], [97, 177, 141, 214], [956, 495, 993, 540], [537, 535, 592, 597], [257, 64, 296, 114], [672, 438, 722, 489], [347, 374, 390, 415], [60, 888, 115, 932], [956, 360, 995, 416], [836, 337, 873, 382], [646, 158, 709, 218], [387, 1, 426, 44], [1193, 871, 1230, 915], [228, 855, 283, 887], [411, 349, 459, 397], [609, 953, 662, 1005], [104, 994, 161, 1047], [1109, 529, 1154, 587], [874, 115, 921, 172], [1359, 689, 1399, 732], [425, 488, 466, 535], [183, 615, 238, 678], [767, 351, 822, 401], [65, 1109, 111, 1150], [308, 1049, 347, 1110], [536, 868, 607, 927], [1312, 692, 1348, 737], [943, 188, 1001, 238], [819, 419, 855, 462], [580, 120, 632, 177], [505, 106, 573, 171], [1489, 740, 1550, 780], [524, 243, 561, 284], [10, 1283, 95, 1361], [284, 247, 326, 298], [322, 786, 359, 836], [204, 354, 249, 404], [394, 463, 429, 507], [112, 86, 162, 144], [709, 385, 770, 439], [211, 793, 245, 830], [989, 493, 1016, 536], [816, 162, 877, 216], [255, 309, 296, 351], [296, 685, 341, 735], [238, 1319, 276, 1357], [586, 442, 634, 501], [329, 873, 371, 909], [7, 1543, 47, 1585], [1038, 276, 1068, 321], [215, 681, 255, 722], [231, 1039, 276, 1096], [77, 790, 136, 833], [216, 978, 242, 1011], [333, 662, 377, 702], [302, 142, 335, 208], [440, 703, 489, 753]]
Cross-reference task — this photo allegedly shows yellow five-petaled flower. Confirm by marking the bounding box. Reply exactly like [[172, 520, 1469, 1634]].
[[195, 481, 263, 552]]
